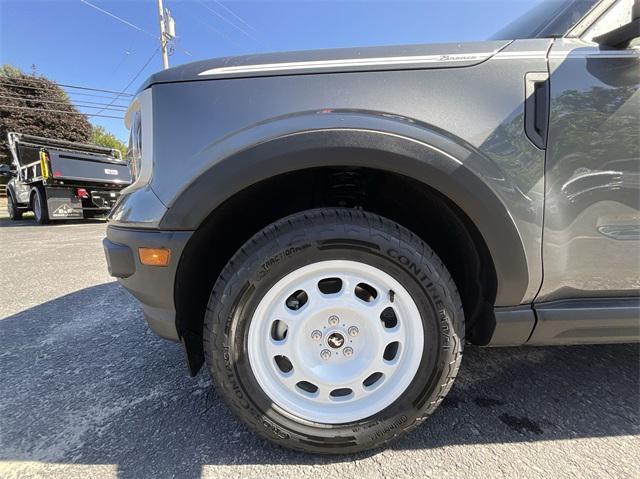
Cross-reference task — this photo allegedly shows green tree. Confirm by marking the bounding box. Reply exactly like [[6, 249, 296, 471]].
[[91, 125, 127, 159], [0, 64, 93, 166]]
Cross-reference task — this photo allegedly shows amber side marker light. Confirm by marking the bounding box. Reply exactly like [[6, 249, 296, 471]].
[[138, 247, 171, 266]]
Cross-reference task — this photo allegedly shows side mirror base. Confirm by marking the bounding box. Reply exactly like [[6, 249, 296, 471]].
[[593, 18, 640, 49]]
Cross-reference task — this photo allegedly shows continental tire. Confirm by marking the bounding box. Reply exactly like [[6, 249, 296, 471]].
[[203, 208, 464, 453]]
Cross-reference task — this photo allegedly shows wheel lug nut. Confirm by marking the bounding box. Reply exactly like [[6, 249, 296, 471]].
[[343, 347, 354, 358], [348, 326, 359, 337], [311, 330, 322, 341], [320, 349, 331, 360], [328, 315, 339, 326]]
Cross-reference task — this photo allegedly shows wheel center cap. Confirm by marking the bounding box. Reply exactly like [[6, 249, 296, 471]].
[[327, 332, 345, 349]]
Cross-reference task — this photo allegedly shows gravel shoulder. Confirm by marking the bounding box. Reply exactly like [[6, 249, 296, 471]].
[[0, 196, 8, 219]]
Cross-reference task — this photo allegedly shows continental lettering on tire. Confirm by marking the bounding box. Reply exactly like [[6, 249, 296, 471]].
[[222, 347, 250, 409], [387, 248, 453, 350], [386, 248, 432, 285], [439, 309, 452, 350], [224, 343, 289, 441], [368, 415, 408, 442], [261, 418, 290, 440]]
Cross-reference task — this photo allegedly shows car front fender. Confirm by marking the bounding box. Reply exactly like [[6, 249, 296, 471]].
[[158, 111, 532, 306]]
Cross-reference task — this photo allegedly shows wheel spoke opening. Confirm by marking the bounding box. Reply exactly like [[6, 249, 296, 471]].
[[317, 277, 343, 295], [363, 372, 384, 389], [354, 282, 377, 303], [296, 381, 319, 396], [270, 320, 289, 341], [285, 290, 308, 310], [329, 388, 353, 400], [383, 341, 400, 361], [380, 306, 398, 329], [274, 355, 293, 373]]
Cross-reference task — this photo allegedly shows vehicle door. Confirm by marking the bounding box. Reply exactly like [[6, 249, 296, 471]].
[[538, 0, 640, 303]]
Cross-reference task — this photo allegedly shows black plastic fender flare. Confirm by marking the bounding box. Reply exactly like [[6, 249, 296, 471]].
[[159, 111, 531, 306]]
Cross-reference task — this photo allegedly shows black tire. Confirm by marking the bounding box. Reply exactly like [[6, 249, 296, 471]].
[[203, 208, 464, 454], [84, 211, 107, 220], [31, 186, 50, 225], [7, 191, 23, 220]]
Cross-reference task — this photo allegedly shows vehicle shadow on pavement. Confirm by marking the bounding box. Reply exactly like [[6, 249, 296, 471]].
[[0, 283, 638, 478]]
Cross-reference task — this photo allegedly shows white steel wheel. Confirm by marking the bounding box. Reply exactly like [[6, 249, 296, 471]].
[[205, 208, 464, 453], [248, 260, 424, 424]]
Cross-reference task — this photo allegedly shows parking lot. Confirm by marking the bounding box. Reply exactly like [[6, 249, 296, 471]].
[[0, 217, 638, 479]]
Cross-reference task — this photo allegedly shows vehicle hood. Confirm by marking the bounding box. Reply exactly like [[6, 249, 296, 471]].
[[139, 40, 511, 89]]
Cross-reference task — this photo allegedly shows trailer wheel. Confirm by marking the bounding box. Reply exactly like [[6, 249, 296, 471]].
[[7, 191, 23, 220], [31, 186, 50, 225]]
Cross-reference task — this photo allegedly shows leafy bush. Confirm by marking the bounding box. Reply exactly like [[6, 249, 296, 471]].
[[90, 125, 126, 159], [0, 64, 92, 167]]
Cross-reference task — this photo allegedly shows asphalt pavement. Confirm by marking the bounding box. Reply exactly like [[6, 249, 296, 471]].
[[0, 219, 638, 479]]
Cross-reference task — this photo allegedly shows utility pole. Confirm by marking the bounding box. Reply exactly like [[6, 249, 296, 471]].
[[156, 0, 176, 70]]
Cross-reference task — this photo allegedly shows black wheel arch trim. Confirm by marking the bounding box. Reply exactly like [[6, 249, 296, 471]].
[[159, 113, 531, 306]]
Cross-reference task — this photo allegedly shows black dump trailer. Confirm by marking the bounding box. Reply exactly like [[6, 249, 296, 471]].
[[4, 132, 131, 223]]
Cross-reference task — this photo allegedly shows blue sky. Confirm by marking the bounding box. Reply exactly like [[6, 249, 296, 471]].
[[1, 0, 540, 141]]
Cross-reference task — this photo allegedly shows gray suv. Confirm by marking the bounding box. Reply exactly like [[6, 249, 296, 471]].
[[103, 0, 639, 453]]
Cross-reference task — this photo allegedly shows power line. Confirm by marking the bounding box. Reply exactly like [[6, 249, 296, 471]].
[[0, 94, 127, 111], [172, 2, 241, 50], [90, 47, 159, 118], [174, 39, 193, 57], [79, 0, 193, 60], [79, 0, 157, 40], [0, 81, 71, 95], [188, 12, 246, 50], [0, 92, 128, 108], [65, 90, 131, 102], [0, 78, 135, 97], [103, 35, 140, 88], [0, 104, 123, 120], [55, 82, 135, 96], [196, 0, 258, 42], [212, 1, 258, 33], [0, 82, 130, 103], [2, 75, 131, 94]]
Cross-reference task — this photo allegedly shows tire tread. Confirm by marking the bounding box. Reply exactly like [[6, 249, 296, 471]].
[[203, 208, 464, 453]]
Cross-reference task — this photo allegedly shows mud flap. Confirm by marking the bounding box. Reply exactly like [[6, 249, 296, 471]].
[[46, 187, 83, 220]]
